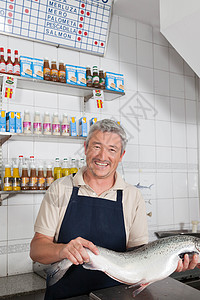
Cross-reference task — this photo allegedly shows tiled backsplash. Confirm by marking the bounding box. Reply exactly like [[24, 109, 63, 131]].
[[0, 14, 199, 277]]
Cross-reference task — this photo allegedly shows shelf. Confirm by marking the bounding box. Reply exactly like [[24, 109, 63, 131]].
[[0, 74, 125, 102], [0, 190, 46, 205], [0, 132, 86, 145]]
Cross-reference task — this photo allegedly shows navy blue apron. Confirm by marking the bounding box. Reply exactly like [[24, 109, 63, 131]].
[[45, 186, 126, 300]]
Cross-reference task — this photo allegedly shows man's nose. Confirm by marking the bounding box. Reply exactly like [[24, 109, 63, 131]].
[[98, 147, 107, 160]]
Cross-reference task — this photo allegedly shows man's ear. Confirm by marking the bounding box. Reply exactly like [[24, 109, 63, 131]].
[[119, 150, 125, 162]]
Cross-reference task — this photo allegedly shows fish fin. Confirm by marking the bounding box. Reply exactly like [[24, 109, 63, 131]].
[[83, 260, 104, 271], [45, 259, 72, 287], [132, 282, 151, 298]]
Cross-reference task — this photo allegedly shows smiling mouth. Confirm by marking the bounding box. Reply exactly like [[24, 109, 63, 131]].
[[94, 161, 110, 167]]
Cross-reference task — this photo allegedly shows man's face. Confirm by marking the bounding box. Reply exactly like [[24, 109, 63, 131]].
[[84, 130, 125, 179]]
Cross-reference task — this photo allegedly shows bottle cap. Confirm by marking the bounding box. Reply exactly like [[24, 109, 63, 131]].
[[7, 49, 11, 53], [59, 60, 64, 63], [0, 47, 4, 51], [14, 50, 18, 54], [38, 165, 44, 170], [47, 165, 52, 169]]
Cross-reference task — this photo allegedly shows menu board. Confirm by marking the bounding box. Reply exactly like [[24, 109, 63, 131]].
[[0, 0, 113, 56]]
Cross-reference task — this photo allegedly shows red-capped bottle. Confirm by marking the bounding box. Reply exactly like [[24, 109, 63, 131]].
[[6, 49, 13, 74], [0, 48, 6, 74], [13, 50, 20, 76]]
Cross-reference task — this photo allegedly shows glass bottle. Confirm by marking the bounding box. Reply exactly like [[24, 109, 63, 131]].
[[18, 155, 24, 177], [0, 47, 6, 74], [13, 50, 20, 76], [52, 112, 60, 135], [6, 49, 13, 74], [54, 158, 62, 180], [29, 162, 38, 190], [46, 165, 54, 189], [86, 66, 93, 87], [12, 164, 21, 191], [61, 113, 70, 136], [70, 158, 78, 175], [43, 57, 51, 81], [62, 158, 70, 177], [43, 112, 51, 135], [99, 69, 105, 89], [3, 163, 12, 191], [38, 165, 46, 190], [23, 110, 32, 134], [21, 164, 29, 190], [50, 59, 58, 82], [92, 66, 99, 88], [33, 111, 42, 135], [79, 158, 85, 169], [58, 60, 66, 83]]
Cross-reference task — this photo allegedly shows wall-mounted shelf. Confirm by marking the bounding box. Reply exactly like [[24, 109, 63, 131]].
[[0, 190, 46, 205], [0, 132, 86, 146], [0, 75, 125, 102]]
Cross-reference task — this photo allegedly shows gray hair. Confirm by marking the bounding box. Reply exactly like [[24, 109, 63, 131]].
[[85, 119, 127, 154]]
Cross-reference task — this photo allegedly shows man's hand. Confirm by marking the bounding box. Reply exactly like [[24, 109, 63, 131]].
[[59, 237, 99, 265], [176, 254, 200, 272]]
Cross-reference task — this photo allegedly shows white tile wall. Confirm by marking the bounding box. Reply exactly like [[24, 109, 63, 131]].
[[0, 14, 199, 279]]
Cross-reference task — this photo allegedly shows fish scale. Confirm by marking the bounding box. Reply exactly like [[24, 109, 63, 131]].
[[45, 235, 200, 297]]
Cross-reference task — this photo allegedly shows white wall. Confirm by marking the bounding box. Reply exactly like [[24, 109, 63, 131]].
[[0, 14, 199, 277]]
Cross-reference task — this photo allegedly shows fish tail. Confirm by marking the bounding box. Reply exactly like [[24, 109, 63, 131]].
[[132, 282, 151, 297], [45, 259, 72, 286]]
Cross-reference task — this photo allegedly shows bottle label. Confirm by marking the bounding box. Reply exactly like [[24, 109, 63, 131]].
[[21, 177, 29, 187], [0, 62, 6, 73], [38, 177, 46, 187], [6, 63, 13, 73], [86, 75, 92, 85], [61, 124, 70, 135], [99, 78, 105, 88], [33, 122, 42, 134], [93, 76, 99, 85], [4, 177, 12, 187], [13, 177, 21, 187], [43, 123, 51, 133], [43, 67, 51, 80], [13, 64, 20, 75], [52, 124, 60, 134], [29, 177, 38, 187], [46, 177, 54, 187], [23, 122, 31, 133]]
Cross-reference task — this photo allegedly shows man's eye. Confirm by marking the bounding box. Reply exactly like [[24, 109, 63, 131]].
[[94, 145, 100, 149], [109, 148, 116, 153]]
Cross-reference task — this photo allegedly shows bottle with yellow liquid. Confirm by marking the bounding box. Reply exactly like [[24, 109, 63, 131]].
[[62, 158, 70, 177], [12, 164, 21, 191], [4, 164, 12, 191], [54, 158, 62, 180], [70, 158, 78, 175]]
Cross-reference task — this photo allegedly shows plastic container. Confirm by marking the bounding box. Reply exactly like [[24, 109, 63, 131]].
[[52, 113, 60, 135], [54, 158, 62, 180], [62, 158, 70, 177], [43, 112, 51, 135], [46, 165, 54, 189], [33, 111, 42, 135], [23, 110, 32, 134], [3, 164, 12, 191], [61, 113, 70, 136]]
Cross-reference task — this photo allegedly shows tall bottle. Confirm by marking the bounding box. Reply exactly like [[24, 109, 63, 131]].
[[62, 158, 70, 177], [18, 155, 23, 177], [99, 69, 105, 89], [46, 165, 54, 189], [86, 66, 93, 87], [54, 158, 62, 180], [6, 49, 13, 74], [52, 113, 60, 135], [12, 164, 21, 191], [43, 112, 51, 135], [38, 165, 46, 190], [21, 164, 29, 190], [70, 158, 78, 175], [29, 160, 38, 190], [0, 47, 6, 74], [43, 58, 51, 81], [50, 59, 58, 82], [79, 158, 85, 169], [61, 113, 70, 136], [23, 110, 32, 134], [92, 66, 99, 88], [33, 111, 42, 135], [3, 164, 12, 191], [13, 50, 20, 76], [58, 60, 66, 83]]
